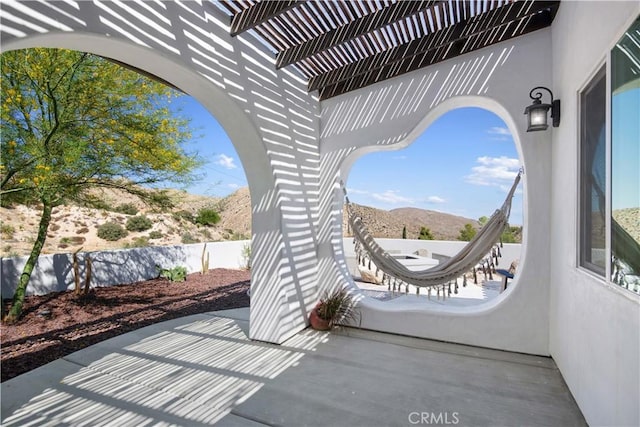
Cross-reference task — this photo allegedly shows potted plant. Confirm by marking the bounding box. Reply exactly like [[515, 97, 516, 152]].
[[309, 288, 359, 331]]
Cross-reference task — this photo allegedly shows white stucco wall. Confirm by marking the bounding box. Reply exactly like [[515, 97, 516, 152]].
[[317, 29, 553, 355], [549, 2, 640, 426], [1, 240, 250, 297], [0, 1, 321, 344]]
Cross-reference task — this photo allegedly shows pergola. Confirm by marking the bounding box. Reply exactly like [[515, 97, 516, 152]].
[[217, 0, 559, 99]]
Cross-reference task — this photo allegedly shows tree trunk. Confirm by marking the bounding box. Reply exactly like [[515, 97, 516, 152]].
[[4, 201, 53, 323]]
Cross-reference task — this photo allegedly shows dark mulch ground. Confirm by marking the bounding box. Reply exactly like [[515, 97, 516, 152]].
[[0, 268, 250, 382]]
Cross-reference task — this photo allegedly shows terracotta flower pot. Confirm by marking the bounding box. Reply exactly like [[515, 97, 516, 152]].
[[309, 306, 330, 331]]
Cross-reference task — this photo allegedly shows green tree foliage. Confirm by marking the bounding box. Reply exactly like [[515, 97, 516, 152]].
[[195, 208, 221, 226], [418, 226, 434, 240], [478, 216, 489, 227], [126, 215, 153, 232], [97, 222, 128, 241], [402, 225, 407, 239], [501, 225, 522, 243], [457, 223, 477, 241], [1, 48, 201, 322]]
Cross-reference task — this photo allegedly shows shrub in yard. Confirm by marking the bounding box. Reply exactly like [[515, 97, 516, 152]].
[[97, 222, 128, 241], [1, 223, 15, 239], [125, 236, 149, 248], [126, 215, 153, 232], [148, 230, 163, 239], [195, 208, 220, 226], [181, 232, 199, 244], [157, 265, 187, 282], [115, 203, 138, 215], [172, 210, 194, 223]]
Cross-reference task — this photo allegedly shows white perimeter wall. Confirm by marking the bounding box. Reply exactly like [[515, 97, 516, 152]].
[[550, 2, 640, 426], [0, 241, 250, 298], [342, 238, 522, 268]]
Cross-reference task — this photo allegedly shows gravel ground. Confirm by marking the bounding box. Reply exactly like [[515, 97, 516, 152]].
[[1, 268, 250, 382]]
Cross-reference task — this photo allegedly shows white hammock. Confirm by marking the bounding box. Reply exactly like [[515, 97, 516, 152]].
[[347, 171, 522, 292]]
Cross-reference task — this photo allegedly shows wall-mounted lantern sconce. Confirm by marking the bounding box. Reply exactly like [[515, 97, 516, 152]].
[[524, 86, 561, 132]]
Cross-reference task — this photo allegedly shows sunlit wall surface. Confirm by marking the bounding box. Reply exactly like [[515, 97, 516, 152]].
[[611, 17, 640, 294]]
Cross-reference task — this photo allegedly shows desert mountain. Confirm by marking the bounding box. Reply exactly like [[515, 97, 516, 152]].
[[344, 204, 479, 241], [1, 186, 480, 257]]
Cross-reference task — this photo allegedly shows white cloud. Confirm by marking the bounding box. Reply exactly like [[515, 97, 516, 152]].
[[228, 183, 240, 189], [488, 126, 511, 136], [465, 156, 520, 187], [426, 196, 446, 204], [215, 154, 237, 169], [371, 190, 414, 205], [346, 188, 370, 195], [392, 155, 408, 160]]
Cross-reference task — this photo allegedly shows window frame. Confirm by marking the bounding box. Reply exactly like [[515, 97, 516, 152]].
[[577, 63, 609, 278], [576, 14, 640, 295]]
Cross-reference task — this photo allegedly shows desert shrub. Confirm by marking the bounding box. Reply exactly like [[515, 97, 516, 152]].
[[148, 230, 163, 239], [181, 232, 199, 244], [172, 210, 194, 223], [115, 203, 138, 215], [418, 226, 434, 240], [0, 223, 15, 239], [60, 237, 72, 244], [200, 228, 212, 240], [457, 223, 477, 241], [126, 215, 153, 232], [97, 222, 128, 241], [232, 232, 248, 240], [195, 208, 220, 226], [157, 265, 187, 282], [89, 199, 112, 211], [125, 236, 150, 248]]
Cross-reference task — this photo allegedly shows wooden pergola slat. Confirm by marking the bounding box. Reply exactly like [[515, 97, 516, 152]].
[[217, 0, 559, 100], [275, 0, 441, 69], [230, 0, 300, 37], [318, 4, 558, 99], [309, 1, 558, 94]]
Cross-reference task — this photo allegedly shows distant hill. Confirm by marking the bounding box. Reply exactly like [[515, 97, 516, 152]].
[[343, 203, 479, 241], [0, 186, 484, 257]]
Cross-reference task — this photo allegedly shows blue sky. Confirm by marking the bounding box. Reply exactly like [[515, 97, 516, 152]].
[[346, 107, 522, 223], [173, 97, 523, 225], [171, 96, 248, 196]]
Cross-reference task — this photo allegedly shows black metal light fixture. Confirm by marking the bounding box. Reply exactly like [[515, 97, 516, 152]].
[[524, 86, 560, 132]]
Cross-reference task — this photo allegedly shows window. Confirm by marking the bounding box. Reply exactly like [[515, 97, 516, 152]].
[[579, 17, 640, 295], [611, 17, 640, 293], [579, 67, 607, 276]]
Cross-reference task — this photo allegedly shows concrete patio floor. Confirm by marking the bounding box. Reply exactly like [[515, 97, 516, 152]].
[[1, 308, 586, 426]]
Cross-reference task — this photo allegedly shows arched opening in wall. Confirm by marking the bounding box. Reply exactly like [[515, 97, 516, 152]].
[[344, 107, 523, 306], [1, 47, 254, 373], [1, 47, 252, 257]]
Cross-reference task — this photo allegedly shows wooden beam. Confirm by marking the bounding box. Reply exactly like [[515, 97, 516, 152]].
[[230, 0, 300, 37], [310, 1, 558, 94], [318, 3, 559, 100], [276, 0, 441, 69]]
